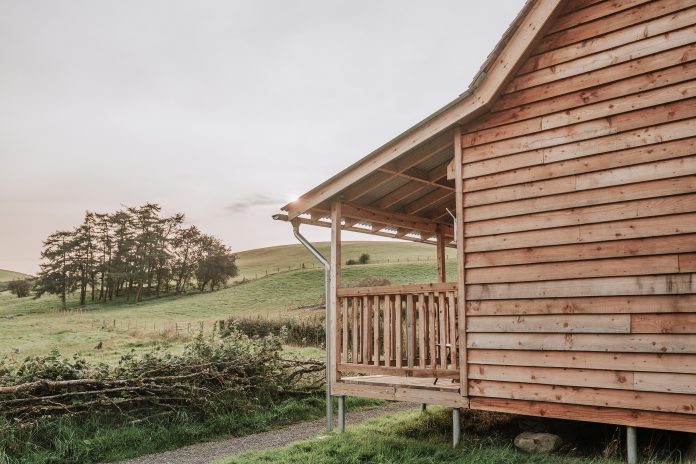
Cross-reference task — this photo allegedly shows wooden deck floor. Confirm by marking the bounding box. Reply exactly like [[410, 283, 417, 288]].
[[334, 375, 467, 407], [341, 375, 460, 392]]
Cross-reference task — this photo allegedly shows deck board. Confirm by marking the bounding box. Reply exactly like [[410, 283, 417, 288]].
[[340, 375, 460, 393]]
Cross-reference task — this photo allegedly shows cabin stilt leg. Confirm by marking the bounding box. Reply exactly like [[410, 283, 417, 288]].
[[452, 408, 461, 448], [421, 403, 427, 413], [626, 426, 637, 464], [337, 396, 346, 433]]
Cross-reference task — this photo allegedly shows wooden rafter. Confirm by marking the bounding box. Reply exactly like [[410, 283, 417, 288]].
[[273, 213, 455, 247]]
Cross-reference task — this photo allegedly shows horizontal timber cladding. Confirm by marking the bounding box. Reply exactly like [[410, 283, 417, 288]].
[[458, 0, 696, 432]]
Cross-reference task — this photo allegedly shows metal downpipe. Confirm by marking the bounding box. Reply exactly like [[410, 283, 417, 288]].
[[291, 222, 333, 432]]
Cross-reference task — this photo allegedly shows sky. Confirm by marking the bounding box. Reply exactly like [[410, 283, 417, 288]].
[[0, 0, 525, 275]]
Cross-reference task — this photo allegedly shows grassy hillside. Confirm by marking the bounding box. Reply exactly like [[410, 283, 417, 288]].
[[0, 241, 456, 363], [0, 269, 33, 292], [234, 241, 455, 280], [0, 269, 32, 282]]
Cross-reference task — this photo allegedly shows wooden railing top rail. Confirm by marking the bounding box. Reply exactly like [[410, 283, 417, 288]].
[[337, 282, 457, 297]]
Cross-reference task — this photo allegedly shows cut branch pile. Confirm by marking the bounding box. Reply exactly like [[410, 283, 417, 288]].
[[0, 331, 325, 423]]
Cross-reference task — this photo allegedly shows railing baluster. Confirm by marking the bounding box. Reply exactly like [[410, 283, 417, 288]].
[[447, 291, 457, 368], [382, 295, 391, 366], [351, 297, 358, 364], [395, 294, 402, 369], [428, 292, 436, 369], [366, 296, 373, 363], [407, 293, 415, 368], [438, 292, 447, 370], [418, 293, 426, 369], [373, 295, 380, 366], [362, 296, 369, 365], [341, 298, 348, 364]]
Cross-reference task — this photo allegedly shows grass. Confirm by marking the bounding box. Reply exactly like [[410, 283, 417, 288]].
[[0, 396, 382, 464], [0, 242, 456, 363], [234, 241, 456, 281], [222, 407, 682, 464]]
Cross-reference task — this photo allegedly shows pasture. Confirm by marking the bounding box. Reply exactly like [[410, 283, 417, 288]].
[[0, 241, 455, 363]]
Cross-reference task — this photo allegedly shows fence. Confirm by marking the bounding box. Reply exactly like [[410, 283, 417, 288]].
[[238, 254, 452, 281]]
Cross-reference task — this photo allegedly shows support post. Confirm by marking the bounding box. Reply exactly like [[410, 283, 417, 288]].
[[338, 395, 346, 433], [453, 128, 468, 397], [421, 403, 427, 413], [330, 202, 342, 389], [626, 426, 637, 464], [436, 227, 446, 283], [453, 408, 461, 448]]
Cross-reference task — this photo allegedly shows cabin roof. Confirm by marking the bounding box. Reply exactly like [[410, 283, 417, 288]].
[[275, 0, 564, 245]]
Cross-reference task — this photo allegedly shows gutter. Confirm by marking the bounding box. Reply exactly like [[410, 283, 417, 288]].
[[273, 214, 333, 432]]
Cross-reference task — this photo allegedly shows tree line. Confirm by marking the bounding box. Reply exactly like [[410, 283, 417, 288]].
[[34, 203, 238, 309]]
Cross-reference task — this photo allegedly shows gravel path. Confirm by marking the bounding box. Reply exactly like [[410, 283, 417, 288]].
[[114, 402, 416, 464]]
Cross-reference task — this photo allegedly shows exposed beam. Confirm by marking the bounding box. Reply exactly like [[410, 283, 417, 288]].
[[377, 167, 455, 191], [273, 213, 455, 247], [284, 0, 564, 220], [372, 182, 428, 209], [403, 189, 453, 215], [341, 202, 454, 237]]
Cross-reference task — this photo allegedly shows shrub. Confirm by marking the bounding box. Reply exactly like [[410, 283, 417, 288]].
[[346, 259, 358, 265], [355, 277, 391, 287], [221, 316, 325, 347], [358, 253, 370, 264], [7, 279, 31, 298]]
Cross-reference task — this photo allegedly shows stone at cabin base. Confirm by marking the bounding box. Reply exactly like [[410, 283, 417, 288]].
[[514, 432, 563, 454]]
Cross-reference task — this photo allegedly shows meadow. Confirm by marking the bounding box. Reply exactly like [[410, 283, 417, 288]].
[[0, 241, 456, 363]]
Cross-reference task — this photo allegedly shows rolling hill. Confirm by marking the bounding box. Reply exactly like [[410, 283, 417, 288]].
[[234, 240, 455, 281], [0, 269, 33, 282]]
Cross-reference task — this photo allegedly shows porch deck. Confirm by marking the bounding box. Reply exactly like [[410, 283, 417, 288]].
[[334, 375, 467, 408]]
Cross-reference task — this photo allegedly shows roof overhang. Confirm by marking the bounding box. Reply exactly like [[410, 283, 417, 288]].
[[275, 0, 564, 241]]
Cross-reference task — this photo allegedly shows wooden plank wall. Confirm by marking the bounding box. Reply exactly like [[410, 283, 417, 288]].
[[458, 0, 696, 432]]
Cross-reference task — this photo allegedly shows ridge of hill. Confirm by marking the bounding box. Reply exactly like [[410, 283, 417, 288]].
[[0, 269, 33, 282], [234, 241, 455, 281]]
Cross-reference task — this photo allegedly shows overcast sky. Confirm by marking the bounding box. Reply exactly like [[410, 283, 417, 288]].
[[0, 0, 525, 275]]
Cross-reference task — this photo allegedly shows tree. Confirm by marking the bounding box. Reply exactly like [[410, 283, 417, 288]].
[[35, 203, 238, 307], [34, 230, 77, 310], [7, 279, 31, 298], [358, 253, 370, 264], [195, 236, 238, 292]]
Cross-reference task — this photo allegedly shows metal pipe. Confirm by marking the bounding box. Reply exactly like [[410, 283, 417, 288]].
[[453, 408, 461, 448], [290, 221, 333, 432], [338, 395, 346, 433], [626, 426, 637, 464]]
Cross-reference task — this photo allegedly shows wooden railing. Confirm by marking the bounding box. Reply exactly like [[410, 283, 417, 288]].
[[336, 282, 459, 378]]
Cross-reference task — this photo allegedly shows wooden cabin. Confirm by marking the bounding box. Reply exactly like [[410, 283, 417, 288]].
[[274, 0, 696, 442]]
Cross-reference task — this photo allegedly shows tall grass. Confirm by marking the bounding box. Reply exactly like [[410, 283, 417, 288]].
[[0, 396, 380, 464]]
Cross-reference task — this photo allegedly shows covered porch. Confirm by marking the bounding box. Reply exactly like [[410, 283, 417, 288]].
[[273, 127, 468, 416]]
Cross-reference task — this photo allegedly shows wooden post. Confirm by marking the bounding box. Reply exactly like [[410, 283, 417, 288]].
[[436, 227, 446, 283], [330, 201, 342, 386], [454, 128, 468, 397]]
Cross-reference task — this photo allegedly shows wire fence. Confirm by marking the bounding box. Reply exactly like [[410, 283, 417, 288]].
[[237, 254, 448, 281]]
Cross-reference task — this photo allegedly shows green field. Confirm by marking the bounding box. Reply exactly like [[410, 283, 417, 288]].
[[0, 241, 455, 363], [234, 240, 455, 281]]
